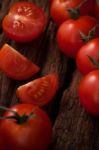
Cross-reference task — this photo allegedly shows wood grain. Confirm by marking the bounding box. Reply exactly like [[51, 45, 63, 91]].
[[0, 1, 99, 150]]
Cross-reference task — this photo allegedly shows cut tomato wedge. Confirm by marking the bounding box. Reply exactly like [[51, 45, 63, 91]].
[[0, 44, 40, 80], [2, 2, 46, 42], [16, 74, 59, 106]]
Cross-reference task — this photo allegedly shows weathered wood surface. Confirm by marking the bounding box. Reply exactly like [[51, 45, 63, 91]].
[[0, 1, 99, 150]]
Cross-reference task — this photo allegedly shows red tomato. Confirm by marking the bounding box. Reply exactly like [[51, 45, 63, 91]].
[[0, 136, 7, 150], [16, 74, 59, 106], [2, 2, 46, 42], [76, 38, 99, 75], [57, 16, 99, 58], [0, 104, 52, 150], [95, 0, 99, 19], [79, 70, 99, 116], [0, 44, 40, 80], [50, 0, 94, 25], [50, 0, 54, 4]]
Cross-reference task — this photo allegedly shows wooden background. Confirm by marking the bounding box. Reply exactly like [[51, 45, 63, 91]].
[[0, 0, 99, 150]]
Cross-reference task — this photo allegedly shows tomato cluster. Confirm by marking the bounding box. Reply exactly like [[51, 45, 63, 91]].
[[50, 0, 99, 116], [1, 0, 99, 149], [0, 1, 60, 150]]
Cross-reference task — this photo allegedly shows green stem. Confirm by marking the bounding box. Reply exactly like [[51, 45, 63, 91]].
[[67, 0, 88, 19], [87, 55, 99, 68], [80, 24, 99, 43], [0, 106, 36, 124]]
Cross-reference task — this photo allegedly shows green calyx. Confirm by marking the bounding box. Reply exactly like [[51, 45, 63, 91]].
[[87, 55, 99, 68], [96, 0, 99, 5], [67, 8, 80, 20], [67, 0, 87, 20], [0, 106, 36, 125], [80, 24, 99, 43]]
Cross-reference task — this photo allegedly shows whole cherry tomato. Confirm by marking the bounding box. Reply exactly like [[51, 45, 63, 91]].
[[79, 70, 99, 116], [57, 16, 99, 58], [0, 136, 7, 150], [2, 2, 46, 42], [0, 104, 52, 150], [16, 73, 59, 106], [0, 44, 40, 80], [76, 38, 99, 75], [95, 0, 99, 19], [50, 0, 94, 25]]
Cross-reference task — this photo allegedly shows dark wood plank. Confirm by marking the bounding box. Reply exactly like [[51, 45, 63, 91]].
[[51, 70, 99, 150], [1, 1, 99, 150]]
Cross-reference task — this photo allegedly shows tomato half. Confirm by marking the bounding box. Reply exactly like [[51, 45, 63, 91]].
[[76, 38, 99, 75], [16, 74, 59, 106], [57, 16, 99, 58], [50, 0, 94, 25], [2, 2, 46, 42], [0, 44, 40, 80], [0, 104, 52, 150], [79, 70, 99, 116]]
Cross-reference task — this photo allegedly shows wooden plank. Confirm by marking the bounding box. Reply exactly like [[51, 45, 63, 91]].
[[1, 1, 99, 150], [51, 70, 99, 150]]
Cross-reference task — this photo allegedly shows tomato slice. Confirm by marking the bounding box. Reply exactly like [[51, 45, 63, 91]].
[[2, 2, 46, 42], [16, 74, 59, 106], [0, 44, 40, 80]]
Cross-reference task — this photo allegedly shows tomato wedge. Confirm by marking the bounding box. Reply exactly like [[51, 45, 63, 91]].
[[16, 74, 59, 106], [2, 2, 46, 42], [0, 44, 40, 80]]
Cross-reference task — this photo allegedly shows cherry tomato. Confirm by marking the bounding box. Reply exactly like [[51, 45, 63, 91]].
[[79, 70, 99, 116], [50, 0, 54, 4], [2, 2, 46, 42], [16, 74, 59, 106], [76, 38, 99, 75], [95, 0, 99, 19], [57, 16, 99, 58], [50, 0, 94, 25], [0, 104, 52, 150], [0, 44, 40, 80], [0, 136, 7, 150]]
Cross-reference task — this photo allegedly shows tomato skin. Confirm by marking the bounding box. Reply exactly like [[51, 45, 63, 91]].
[[2, 2, 46, 42], [0, 104, 52, 150], [0, 44, 40, 80], [76, 38, 99, 75], [0, 136, 7, 150], [50, 0, 54, 4], [95, 0, 99, 19], [16, 74, 59, 106], [50, 0, 94, 25], [57, 16, 99, 58], [79, 70, 99, 116]]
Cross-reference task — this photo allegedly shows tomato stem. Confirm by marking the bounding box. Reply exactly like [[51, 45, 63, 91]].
[[0, 106, 36, 124], [87, 55, 99, 68], [67, 0, 87, 20], [80, 24, 99, 43]]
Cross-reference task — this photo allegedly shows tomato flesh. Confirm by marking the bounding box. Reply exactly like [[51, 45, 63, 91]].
[[0, 44, 40, 80], [16, 74, 59, 106], [0, 104, 52, 150], [2, 2, 46, 42]]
